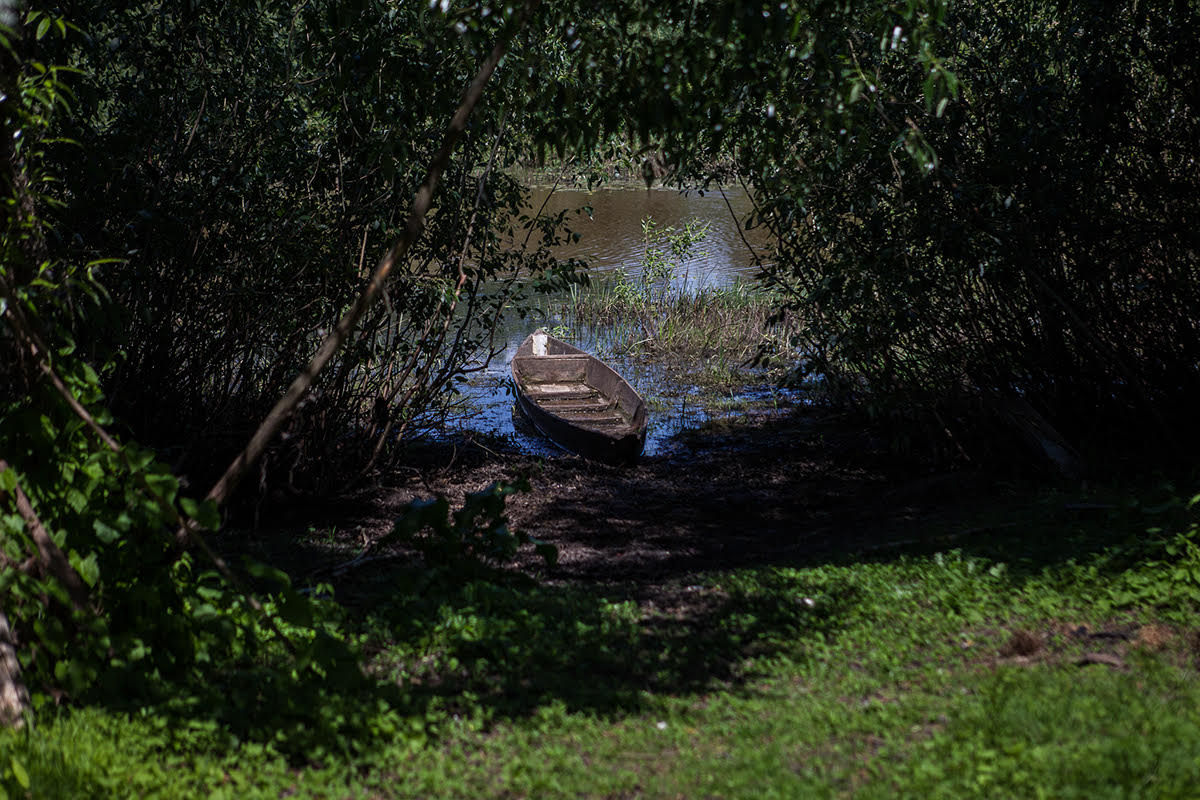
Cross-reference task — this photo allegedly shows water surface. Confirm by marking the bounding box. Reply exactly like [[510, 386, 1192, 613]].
[[521, 185, 770, 289], [448, 185, 789, 457]]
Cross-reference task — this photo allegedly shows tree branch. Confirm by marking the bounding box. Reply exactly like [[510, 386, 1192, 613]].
[[203, 0, 539, 510], [0, 609, 30, 729], [0, 460, 91, 613]]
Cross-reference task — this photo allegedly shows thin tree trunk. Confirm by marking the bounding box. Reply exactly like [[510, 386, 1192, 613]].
[[0, 609, 30, 729], [201, 0, 539, 514]]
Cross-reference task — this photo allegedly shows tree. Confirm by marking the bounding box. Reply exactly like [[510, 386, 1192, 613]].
[[728, 0, 1200, 466]]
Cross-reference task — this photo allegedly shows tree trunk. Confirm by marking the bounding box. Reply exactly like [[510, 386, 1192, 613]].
[[0, 609, 30, 729]]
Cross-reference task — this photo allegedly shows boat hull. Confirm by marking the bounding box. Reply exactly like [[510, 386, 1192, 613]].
[[510, 331, 647, 465]]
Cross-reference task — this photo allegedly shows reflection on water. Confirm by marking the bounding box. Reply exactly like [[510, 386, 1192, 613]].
[[520, 185, 769, 289], [445, 185, 791, 458], [452, 350, 799, 460]]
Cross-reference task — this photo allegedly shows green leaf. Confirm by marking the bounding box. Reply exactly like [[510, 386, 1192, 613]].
[[180, 497, 221, 531], [0, 467, 15, 493], [73, 552, 100, 587], [36, 15, 51, 40], [10, 756, 29, 790], [66, 487, 88, 514], [93, 519, 121, 544], [126, 448, 155, 472], [244, 560, 290, 589], [278, 588, 313, 628], [143, 471, 179, 504], [191, 602, 218, 621]]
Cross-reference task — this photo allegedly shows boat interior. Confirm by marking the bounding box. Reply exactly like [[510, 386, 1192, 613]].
[[511, 354, 643, 433]]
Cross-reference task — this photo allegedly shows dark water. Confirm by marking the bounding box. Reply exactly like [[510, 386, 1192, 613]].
[[521, 184, 770, 288], [452, 343, 799, 459], [449, 185, 790, 457]]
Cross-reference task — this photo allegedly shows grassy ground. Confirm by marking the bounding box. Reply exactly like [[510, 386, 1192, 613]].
[[4, 478, 1199, 797]]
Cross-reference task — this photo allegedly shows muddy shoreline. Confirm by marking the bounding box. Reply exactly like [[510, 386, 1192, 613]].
[[242, 405, 990, 603]]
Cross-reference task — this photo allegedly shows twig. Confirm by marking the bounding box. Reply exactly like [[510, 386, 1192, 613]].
[[717, 184, 766, 271], [465, 433, 504, 459], [204, 0, 539, 509], [307, 552, 409, 582]]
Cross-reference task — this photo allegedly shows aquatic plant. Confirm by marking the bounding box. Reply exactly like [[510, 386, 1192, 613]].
[[559, 215, 798, 367]]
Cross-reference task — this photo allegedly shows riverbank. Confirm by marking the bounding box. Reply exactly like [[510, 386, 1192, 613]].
[[451, 273, 802, 459]]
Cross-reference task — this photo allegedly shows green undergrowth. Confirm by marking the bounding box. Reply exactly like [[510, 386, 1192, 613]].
[[3, 489, 1200, 797]]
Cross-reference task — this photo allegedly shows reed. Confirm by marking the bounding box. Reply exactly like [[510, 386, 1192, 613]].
[[561, 274, 799, 367], [526, 216, 800, 386]]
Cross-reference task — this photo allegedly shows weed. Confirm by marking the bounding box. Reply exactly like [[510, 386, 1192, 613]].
[[553, 215, 801, 368], [999, 629, 1044, 657]]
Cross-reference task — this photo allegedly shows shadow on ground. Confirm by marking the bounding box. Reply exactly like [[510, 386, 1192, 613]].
[[357, 565, 859, 720], [183, 408, 1157, 757]]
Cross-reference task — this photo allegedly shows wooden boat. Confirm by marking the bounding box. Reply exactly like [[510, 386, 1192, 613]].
[[510, 330, 647, 465]]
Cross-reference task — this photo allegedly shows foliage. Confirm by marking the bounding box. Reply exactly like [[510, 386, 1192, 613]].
[[1104, 494, 1200, 616], [568, 214, 722, 353], [1, 7, 549, 754], [730, 0, 1200, 465], [557, 214, 795, 365], [638, 216, 710, 304], [35, 0, 587, 492], [0, 363, 551, 762], [600, 215, 708, 312], [0, 8, 88, 403], [4, 488, 1200, 795], [2, 7, 245, 717], [566, 276, 795, 370], [384, 477, 558, 573], [534, 0, 953, 172], [0, 351, 380, 761], [7, 0, 1199, 791], [13, 0, 970, 489]]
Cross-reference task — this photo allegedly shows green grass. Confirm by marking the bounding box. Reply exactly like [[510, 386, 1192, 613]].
[[558, 276, 798, 366], [4, 492, 1200, 797]]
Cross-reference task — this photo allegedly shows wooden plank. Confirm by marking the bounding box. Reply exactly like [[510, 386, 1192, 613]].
[[556, 410, 630, 424], [524, 354, 593, 360], [523, 382, 593, 397], [577, 418, 635, 431], [539, 399, 612, 411]]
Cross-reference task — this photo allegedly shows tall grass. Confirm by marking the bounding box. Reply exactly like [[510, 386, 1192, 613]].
[[563, 275, 797, 366], [541, 215, 800, 368]]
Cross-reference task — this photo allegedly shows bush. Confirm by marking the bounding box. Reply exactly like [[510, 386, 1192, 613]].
[[732, 0, 1200, 467]]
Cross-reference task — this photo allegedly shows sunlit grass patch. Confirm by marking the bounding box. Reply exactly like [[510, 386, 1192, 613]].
[[6, 490, 1200, 797]]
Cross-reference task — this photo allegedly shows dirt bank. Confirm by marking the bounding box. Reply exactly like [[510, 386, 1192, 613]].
[[247, 407, 990, 595]]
